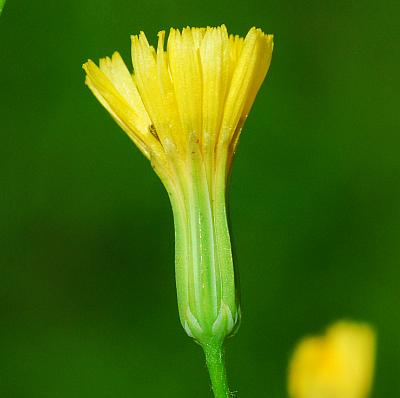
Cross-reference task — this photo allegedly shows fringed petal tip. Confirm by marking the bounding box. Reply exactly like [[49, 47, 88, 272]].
[[82, 59, 103, 89]]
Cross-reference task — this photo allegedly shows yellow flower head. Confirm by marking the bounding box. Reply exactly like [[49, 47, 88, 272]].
[[83, 25, 273, 345], [83, 25, 273, 191], [289, 321, 376, 398]]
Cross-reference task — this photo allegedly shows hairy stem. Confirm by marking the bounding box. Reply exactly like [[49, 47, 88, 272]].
[[203, 342, 231, 398]]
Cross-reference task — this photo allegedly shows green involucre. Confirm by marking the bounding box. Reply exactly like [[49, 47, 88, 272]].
[[169, 147, 240, 347]]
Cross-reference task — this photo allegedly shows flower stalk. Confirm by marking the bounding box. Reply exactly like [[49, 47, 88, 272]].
[[83, 25, 273, 396], [203, 341, 230, 398]]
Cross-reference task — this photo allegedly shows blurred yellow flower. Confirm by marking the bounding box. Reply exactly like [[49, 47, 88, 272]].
[[288, 321, 376, 398]]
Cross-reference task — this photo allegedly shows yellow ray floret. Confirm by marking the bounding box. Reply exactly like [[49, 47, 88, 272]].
[[83, 25, 273, 183], [289, 321, 376, 398]]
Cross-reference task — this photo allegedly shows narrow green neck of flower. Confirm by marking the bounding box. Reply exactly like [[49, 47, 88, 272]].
[[168, 146, 239, 346]]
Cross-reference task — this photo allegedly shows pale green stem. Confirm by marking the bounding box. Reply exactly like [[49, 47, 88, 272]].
[[203, 341, 231, 398]]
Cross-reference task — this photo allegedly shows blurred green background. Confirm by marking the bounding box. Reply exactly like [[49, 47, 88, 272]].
[[1, 0, 399, 397]]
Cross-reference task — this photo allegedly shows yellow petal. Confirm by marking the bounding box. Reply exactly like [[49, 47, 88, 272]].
[[156, 31, 186, 154], [83, 59, 152, 157], [131, 31, 183, 157], [84, 25, 274, 188], [99, 52, 150, 123], [220, 28, 273, 146], [167, 27, 203, 145], [200, 27, 225, 152]]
